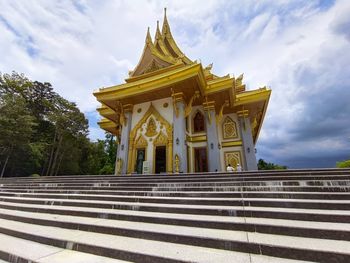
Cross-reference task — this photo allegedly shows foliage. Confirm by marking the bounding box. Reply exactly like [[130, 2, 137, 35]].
[[258, 159, 288, 170], [336, 159, 350, 168], [0, 71, 116, 177]]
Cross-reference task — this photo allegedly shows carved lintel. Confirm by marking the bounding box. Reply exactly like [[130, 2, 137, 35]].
[[184, 91, 200, 117]]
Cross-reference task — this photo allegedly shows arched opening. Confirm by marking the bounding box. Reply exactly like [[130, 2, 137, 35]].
[[193, 111, 205, 133]]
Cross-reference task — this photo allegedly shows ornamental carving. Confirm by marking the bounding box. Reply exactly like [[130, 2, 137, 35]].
[[128, 104, 173, 174], [145, 117, 157, 137], [154, 131, 167, 145], [224, 151, 242, 170], [135, 135, 148, 147], [223, 116, 237, 139], [143, 59, 162, 74]]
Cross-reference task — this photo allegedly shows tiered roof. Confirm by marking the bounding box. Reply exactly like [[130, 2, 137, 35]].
[[129, 8, 192, 78]]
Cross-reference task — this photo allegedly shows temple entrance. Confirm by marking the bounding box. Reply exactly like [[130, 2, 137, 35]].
[[194, 147, 208, 172], [155, 146, 166, 173], [136, 149, 145, 174]]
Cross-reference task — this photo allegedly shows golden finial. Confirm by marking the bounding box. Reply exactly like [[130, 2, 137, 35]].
[[155, 20, 161, 40], [162, 7, 169, 35], [146, 26, 152, 44]]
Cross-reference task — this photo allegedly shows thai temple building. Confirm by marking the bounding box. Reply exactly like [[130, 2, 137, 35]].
[[93, 9, 271, 174]]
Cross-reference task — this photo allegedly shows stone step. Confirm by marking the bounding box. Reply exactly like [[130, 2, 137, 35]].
[[3, 178, 350, 188], [0, 217, 344, 262], [0, 169, 349, 262], [1, 194, 350, 211], [1, 170, 350, 184], [2, 174, 350, 185], [1, 185, 350, 193], [1, 198, 349, 225], [0, 206, 349, 242], [2, 189, 350, 200], [0, 233, 129, 263], [2, 191, 350, 203]]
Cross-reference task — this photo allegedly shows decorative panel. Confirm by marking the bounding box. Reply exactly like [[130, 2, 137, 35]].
[[222, 117, 237, 139]]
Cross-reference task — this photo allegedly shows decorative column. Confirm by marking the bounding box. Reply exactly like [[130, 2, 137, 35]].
[[172, 92, 187, 173], [203, 101, 221, 172], [116, 104, 133, 175], [237, 110, 257, 170]]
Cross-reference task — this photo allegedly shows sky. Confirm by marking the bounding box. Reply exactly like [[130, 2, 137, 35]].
[[0, 0, 349, 168]]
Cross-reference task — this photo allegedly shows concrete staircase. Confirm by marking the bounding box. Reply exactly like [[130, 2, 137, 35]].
[[0, 169, 349, 263]]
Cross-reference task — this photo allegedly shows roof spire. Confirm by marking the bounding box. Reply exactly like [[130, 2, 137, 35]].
[[155, 20, 161, 40], [162, 7, 170, 35], [145, 26, 153, 44]]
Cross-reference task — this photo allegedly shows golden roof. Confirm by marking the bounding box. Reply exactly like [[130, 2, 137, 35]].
[[129, 8, 192, 78]]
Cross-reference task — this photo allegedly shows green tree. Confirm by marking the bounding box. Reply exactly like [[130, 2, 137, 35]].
[[0, 94, 36, 177], [43, 96, 88, 176], [258, 159, 287, 170], [336, 159, 350, 168], [0, 71, 117, 177]]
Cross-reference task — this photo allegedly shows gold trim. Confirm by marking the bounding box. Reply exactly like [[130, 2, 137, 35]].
[[221, 141, 242, 147], [128, 104, 173, 173], [235, 88, 271, 106], [187, 135, 207, 142], [184, 91, 200, 117], [216, 100, 229, 125], [94, 63, 203, 99], [237, 109, 249, 117]]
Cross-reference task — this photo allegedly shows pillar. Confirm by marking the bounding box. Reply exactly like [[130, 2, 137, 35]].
[[116, 105, 133, 175], [203, 101, 221, 172], [238, 110, 257, 170], [172, 92, 187, 173]]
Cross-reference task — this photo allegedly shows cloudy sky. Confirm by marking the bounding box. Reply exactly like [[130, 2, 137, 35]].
[[0, 0, 349, 168]]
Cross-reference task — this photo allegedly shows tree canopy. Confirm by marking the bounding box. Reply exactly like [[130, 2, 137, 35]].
[[336, 159, 350, 168], [0, 72, 116, 177], [257, 159, 288, 170]]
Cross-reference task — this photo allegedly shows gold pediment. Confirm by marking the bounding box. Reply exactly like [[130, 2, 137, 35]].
[[135, 134, 148, 147], [154, 131, 168, 145]]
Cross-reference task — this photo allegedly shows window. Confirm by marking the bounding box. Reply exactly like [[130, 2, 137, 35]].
[[193, 111, 205, 133]]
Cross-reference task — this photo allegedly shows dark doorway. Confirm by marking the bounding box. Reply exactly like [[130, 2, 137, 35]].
[[155, 146, 166, 173], [194, 147, 208, 172], [136, 149, 145, 174]]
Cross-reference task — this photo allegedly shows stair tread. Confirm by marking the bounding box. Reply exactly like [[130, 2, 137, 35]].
[[1, 196, 350, 215], [0, 233, 129, 263], [0, 170, 349, 262], [1, 216, 350, 255], [0, 218, 327, 262], [1, 207, 350, 232], [3, 189, 350, 195], [2, 192, 350, 203], [0, 218, 250, 263]]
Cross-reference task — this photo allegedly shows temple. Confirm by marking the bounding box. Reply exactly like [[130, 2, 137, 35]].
[[93, 9, 271, 174]]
